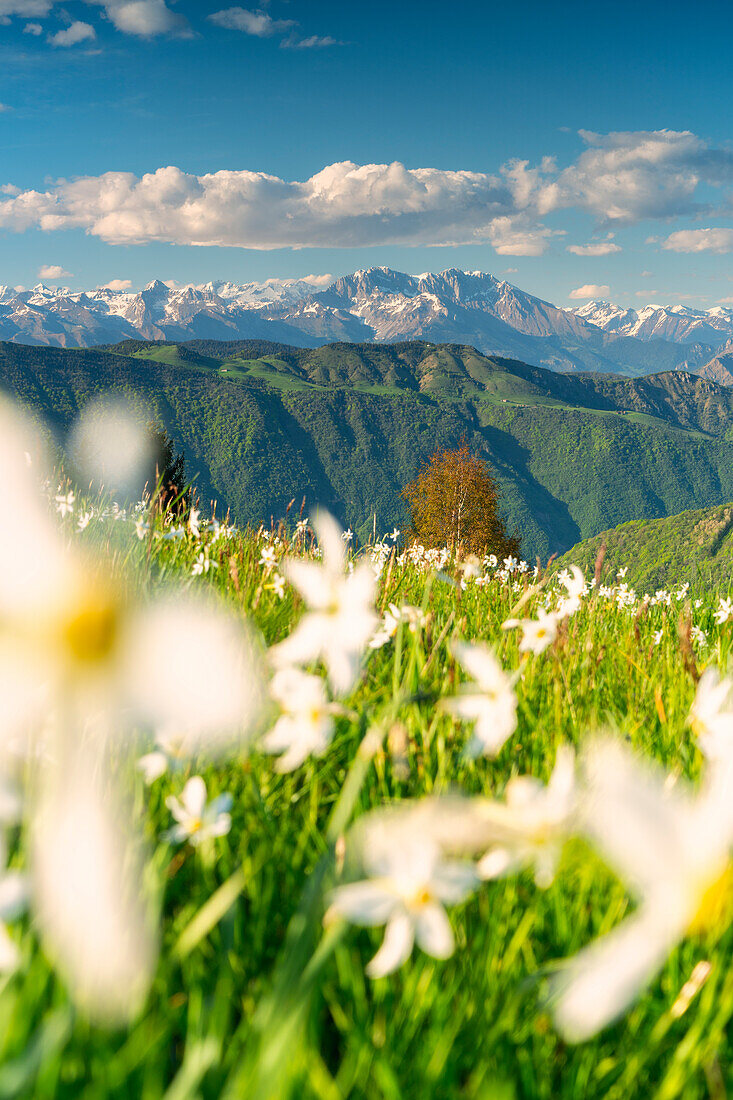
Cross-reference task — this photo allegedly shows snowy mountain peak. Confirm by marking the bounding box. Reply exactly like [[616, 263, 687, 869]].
[[0, 269, 731, 382]]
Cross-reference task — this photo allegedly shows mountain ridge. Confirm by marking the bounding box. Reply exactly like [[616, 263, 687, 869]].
[[2, 268, 731, 383]]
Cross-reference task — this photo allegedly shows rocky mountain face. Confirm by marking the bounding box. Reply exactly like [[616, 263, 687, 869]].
[[1, 269, 731, 381]]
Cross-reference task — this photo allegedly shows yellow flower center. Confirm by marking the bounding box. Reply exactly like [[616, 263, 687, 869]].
[[62, 595, 119, 665], [189, 817, 203, 834], [409, 886, 433, 908], [689, 864, 733, 934]]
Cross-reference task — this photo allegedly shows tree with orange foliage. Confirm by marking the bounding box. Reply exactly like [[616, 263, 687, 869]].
[[402, 445, 520, 557]]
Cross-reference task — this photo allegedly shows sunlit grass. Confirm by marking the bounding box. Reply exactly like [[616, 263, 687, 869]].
[[2, 492, 733, 1100]]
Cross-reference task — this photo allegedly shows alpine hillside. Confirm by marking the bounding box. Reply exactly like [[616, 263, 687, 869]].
[[1, 338, 732, 562], [2, 270, 732, 382]]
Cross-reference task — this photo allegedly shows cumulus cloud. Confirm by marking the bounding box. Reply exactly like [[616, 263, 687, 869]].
[[0, 103, 10, 112], [38, 264, 74, 279], [48, 20, 96, 46], [0, 161, 550, 252], [23, 19, 42, 31], [1, 130, 732, 254], [532, 129, 733, 225], [209, 7, 295, 36], [569, 284, 610, 300], [660, 227, 733, 254], [567, 238, 621, 256], [99, 278, 132, 291], [84, 0, 190, 37]]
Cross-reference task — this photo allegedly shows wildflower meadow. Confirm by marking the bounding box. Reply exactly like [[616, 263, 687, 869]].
[[2, 397, 733, 1100]]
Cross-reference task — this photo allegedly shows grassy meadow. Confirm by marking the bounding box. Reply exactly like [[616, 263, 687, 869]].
[[2, 455, 733, 1099]]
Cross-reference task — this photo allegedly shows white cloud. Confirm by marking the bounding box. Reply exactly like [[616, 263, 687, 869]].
[[38, 264, 74, 279], [0, 0, 52, 22], [0, 161, 549, 252], [48, 20, 96, 46], [567, 240, 621, 256], [660, 227, 733, 254], [98, 278, 132, 291], [717, 296, 733, 305], [1, 130, 732, 255], [283, 33, 339, 49], [641, 270, 653, 277], [569, 284, 610, 300], [532, 129, 733, 225], [293, 273, 333, 286], [23, 19, 42, 31], [210, 7, 341, 49], [85, 0, 190, 37], [0, 103, 10, 112], [209, 7, 295, 36]]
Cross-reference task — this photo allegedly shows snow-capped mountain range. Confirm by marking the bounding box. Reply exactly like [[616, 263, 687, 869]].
[[2, 269, 732, 381]]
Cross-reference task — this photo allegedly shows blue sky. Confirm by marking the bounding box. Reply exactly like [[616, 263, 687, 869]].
[[1, 0, 733, 307]]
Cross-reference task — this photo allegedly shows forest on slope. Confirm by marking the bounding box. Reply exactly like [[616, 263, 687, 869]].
[[0, 339, 731, 561]]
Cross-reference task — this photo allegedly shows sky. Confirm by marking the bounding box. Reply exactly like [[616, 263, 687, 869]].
[[1, 0, 733, 308]]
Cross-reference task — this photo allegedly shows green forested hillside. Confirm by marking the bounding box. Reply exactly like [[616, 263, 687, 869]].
[[1, 339, 732, 561], [556, 502, 733, 592]]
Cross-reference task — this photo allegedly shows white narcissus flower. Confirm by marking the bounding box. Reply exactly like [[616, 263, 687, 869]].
[[188, 509, 201, 538], [714, 598, 733, 625], [475, 746, 577, 887], [443, 641, 518, 758], [0, 398, 264, 1021], [557, 566, 585, 620], [272, 513, 377, 696], [262, 667, 337, 772], [503, 608, 559, 656], [32, 758, 156, 1022], [164, 777, 232, 847], [55, 491, 75, 518], [192, 550, 218, 576], [551, 739, 733, 1042], [325, 814, 477, 978], [688, 668, 733, 763]]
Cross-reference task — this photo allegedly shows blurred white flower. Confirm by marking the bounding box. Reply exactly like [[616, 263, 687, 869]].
[[653, 628, 664, 646], [503, 609, 559, 656], [164, 777, 232, 847], [326, 814, 477, 978], [370, 603, 426, 649], [273, 513, 377, 695], [262, 667, 337, 772], [77, 511, 93, 532], [123, 594, 264, 758], [188, 509, 201, 538], [135, 517, 150, 541], [266, 572, 286, 600], [689, 669, 733, 763], [68, 400, 154, 499], [714, 598, 733, 625], [551, 739, 733, 1042], [444, 642, 518, 758], [259, 546, 277, 570], [32, 760, 156, 1022], [55, 491, 75, 518], [390, 528, 400, 542], [476, 747, 577, 887], [137, 730, 192, 784], [192, 550, 218, 576], [557, 566, 585, 620], [342, 528, 354, 544]]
